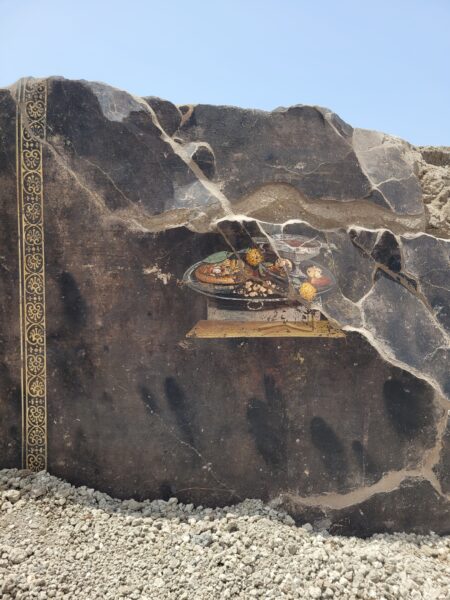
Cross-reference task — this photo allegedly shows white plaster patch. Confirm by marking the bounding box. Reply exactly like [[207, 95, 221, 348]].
[[143, 265, 172, 285], [86, 81, 145, 122]]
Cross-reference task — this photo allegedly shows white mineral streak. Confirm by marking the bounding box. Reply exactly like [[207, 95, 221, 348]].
[[130, 94, 235, 219], [213, 216, 450, 401], [77, 80, 233, 218], [1, 470, 449, 600]]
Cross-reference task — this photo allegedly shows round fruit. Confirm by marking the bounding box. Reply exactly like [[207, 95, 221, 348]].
[[299, 282, 317, 302], [245, 248, 264, 267]]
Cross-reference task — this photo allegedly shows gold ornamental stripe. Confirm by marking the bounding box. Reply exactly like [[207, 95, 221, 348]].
[[16, 79, 48, 471]]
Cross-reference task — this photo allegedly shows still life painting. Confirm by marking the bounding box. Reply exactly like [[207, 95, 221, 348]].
[[183, 222, 344, 338]]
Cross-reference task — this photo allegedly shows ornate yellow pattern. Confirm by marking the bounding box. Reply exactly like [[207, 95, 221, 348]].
[[16, 79, 47, 471]]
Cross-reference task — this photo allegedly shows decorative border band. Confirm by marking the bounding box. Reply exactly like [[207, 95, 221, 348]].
[[16, 79, 48, 471]]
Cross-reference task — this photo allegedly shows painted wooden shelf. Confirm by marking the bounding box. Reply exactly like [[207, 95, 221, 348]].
[[186, 320, 346, 338]]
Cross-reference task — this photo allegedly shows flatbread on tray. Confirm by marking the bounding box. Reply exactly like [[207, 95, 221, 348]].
[[194, 259, 254, 285]]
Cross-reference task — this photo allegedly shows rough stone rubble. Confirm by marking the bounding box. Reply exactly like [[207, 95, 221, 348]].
[[417, 146, 450, 235], [1, 470, 449, 600]]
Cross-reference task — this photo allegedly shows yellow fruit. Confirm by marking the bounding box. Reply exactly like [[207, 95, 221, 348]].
[[245, 248, 264, 267], [299, 282, 317, 302]]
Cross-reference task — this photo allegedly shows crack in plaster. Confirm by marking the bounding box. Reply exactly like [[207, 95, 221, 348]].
[[11, 80, 450, 408], [276, 408, 450, 511], [213, 215, 450, 402], [131, 94, 234, 220], [143, 407, 241, 502]]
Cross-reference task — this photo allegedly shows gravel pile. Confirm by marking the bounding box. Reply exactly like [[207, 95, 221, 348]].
[[1, 469, 449, 599]]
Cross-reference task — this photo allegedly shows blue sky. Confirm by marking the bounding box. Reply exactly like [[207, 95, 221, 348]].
[[1, 0, 449, 145]]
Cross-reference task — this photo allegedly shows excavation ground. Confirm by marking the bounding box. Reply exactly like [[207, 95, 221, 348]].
[[1, 469, 449, 599]]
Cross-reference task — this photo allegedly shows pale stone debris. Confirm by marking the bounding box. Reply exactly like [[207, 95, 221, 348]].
[[1, 469, 449, 599]]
